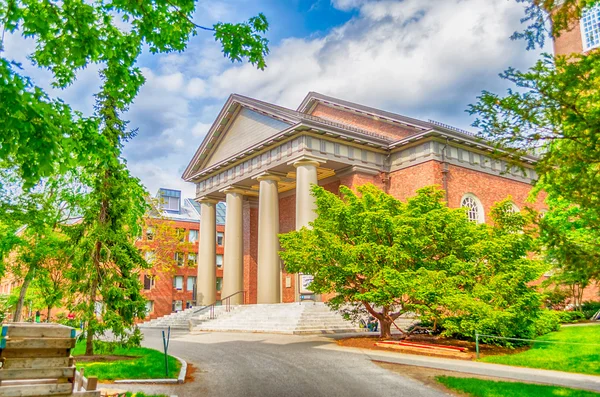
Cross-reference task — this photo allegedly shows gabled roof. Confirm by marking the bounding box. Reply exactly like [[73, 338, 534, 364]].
[[298, 92, 434, 131], [182, 94, 399, 182]]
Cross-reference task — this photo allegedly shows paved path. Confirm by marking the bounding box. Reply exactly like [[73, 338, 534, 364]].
[[323, 344, 600, 393], [109, 330, 600, 396], [109, 330, 447, 397]]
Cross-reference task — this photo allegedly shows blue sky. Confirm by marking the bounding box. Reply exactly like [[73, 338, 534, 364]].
[[4, 0, 545, 199]]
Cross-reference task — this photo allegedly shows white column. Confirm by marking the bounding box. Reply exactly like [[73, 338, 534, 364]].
[[293, 159, 320, 302], [222, 188, 244, 305], [197, 198, 217, 305], [256, 174, 281, 304], [294, 159, 320, 229]]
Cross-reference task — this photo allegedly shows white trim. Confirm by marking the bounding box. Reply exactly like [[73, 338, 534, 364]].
[[461, 193, 485, 224], [580, 4, 600, 52]]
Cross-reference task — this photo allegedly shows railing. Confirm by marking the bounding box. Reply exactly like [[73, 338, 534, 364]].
[[193, 290, 247, 319]]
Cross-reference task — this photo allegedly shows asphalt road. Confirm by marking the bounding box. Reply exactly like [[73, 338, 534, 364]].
[[114, 329, 448, 397]]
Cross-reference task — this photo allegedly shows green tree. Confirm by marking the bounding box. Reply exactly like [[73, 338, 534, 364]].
[[538, 196, 600, 309], [1, 0, 269, 355], [469, 0, 600, 223], [279, 185, 545, 340]]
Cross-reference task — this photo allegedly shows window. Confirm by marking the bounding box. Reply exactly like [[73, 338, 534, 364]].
[[175, 252, 184, 267], [173, 276, 184, 290], [189, 229, 199, 243], [461, 194, 484, 224], [217, 232, 224, 246], [143, 275, 155, 290], [176, 228, 185, 242], [161, 196, 180, 212], [216, 254, 223, 268], [187, 253, 197, 267], [145, 301, 154, 316], [172, 300, 183, 312], [94, 301, 103, 316], [187, 276, 197, 292], [581, 4, 600, 51], [145, 251, 155, 264], [216, 277, 223, 292], [146, 227, 155, 241], [505, 202, 520, 214]]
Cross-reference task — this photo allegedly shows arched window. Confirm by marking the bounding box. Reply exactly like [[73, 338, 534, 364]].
[[506, 202, 520, 214], [461, 194, 484, 223]]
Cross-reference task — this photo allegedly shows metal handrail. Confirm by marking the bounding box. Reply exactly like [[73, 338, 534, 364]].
[[192, 290, 247, 319]]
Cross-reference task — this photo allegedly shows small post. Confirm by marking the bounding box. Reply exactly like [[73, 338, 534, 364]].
[[162, 326, 171, 377], [475, 332, 480, 359]]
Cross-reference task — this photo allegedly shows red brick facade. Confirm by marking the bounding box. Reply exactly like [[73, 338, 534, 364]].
[[311, 103, 417, 140], [138, 218, 225, 320]]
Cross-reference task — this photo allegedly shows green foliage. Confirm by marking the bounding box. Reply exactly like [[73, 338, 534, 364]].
[[436, 376, 599, 397], [532, 310, 561, 336], [555, 310, 588, 324], [482, 325, 600, 375], [1, 0, 269, 354], [279, 184, 545, 340], [582, 301, 600, 319]]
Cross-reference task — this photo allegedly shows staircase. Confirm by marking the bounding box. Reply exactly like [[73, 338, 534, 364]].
[[191, 302, 365, 335], [138, 305, 230, 330]]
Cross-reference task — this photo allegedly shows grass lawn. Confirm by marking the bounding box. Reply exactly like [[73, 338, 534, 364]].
[[72, 341, 181, 381], [480, 325, 600, 376], [436, 376, 600, 397], [124, 393, 168, 397]]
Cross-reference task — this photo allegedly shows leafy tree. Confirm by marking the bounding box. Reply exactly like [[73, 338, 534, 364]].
[[538, 196, 600, 309], [1, 0, 270, 355], [279, 185, 546, 340]]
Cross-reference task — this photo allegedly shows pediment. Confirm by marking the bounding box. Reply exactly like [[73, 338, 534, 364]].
[[203, 107, 291, 169]]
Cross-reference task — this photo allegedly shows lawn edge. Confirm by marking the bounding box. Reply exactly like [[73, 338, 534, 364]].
[[113, 355, 187, 384]]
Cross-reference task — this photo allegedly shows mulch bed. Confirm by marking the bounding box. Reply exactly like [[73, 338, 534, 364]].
[[336, 335, 529, 360]]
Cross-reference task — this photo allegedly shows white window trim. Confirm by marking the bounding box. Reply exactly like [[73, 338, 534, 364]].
[[460, 193, 485, 224], [580, 4, 600, 52]]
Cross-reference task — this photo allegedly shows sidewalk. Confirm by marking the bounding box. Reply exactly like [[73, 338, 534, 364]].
[[321, 343, 600, 392]]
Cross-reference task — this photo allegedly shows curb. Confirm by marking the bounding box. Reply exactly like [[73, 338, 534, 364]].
[[113, 355, 187, 384]]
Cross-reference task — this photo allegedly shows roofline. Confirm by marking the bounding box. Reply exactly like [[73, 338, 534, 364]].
[[297, 92, 433, 131]]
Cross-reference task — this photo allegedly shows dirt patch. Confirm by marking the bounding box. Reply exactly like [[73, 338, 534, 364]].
[[75, 355, 139, 363], [185, 363, 197, 382], [375, 362, 545, 395], [336, 335, 529, 360]]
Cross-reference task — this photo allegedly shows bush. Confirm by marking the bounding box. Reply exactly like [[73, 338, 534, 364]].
[[533, 310, 561, 336], [556, 310, 587, 324], [582, 301, 600, 319]]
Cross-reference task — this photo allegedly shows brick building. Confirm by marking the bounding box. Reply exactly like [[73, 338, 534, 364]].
[[183, 92, 546, 306], [138, 188, 226, 320], [553, 2, 600, 56]]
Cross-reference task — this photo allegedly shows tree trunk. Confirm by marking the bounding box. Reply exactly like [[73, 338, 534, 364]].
[[85, 267, 99, 356], [13, 266, 35, 322], [47, 306, 52, 322], [379, 319, 392, 339]]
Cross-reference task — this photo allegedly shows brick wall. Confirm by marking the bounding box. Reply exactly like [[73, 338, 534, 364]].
[[553, 14, 584, 56], [138, 218, 225, 320], [310, 103, 417, 141]]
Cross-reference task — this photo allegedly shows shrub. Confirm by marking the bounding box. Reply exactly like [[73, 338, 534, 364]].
[[556, 311, 587, 324], [581, 301, 600, 319], [533, 310, 561, 336]]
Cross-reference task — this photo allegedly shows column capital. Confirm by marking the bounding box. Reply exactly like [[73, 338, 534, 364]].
[[221, 186, 247, 195], [254, 172, 282, 182], [197, 196, 219, 205], [288, 156, 325, 168]]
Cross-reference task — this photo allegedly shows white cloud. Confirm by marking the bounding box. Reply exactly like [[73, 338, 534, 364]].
[[204, 0, 540, 129]]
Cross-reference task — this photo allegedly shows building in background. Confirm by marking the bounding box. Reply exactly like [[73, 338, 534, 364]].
[[138, 188, 225, 320], [553, 2, 600, 55]]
